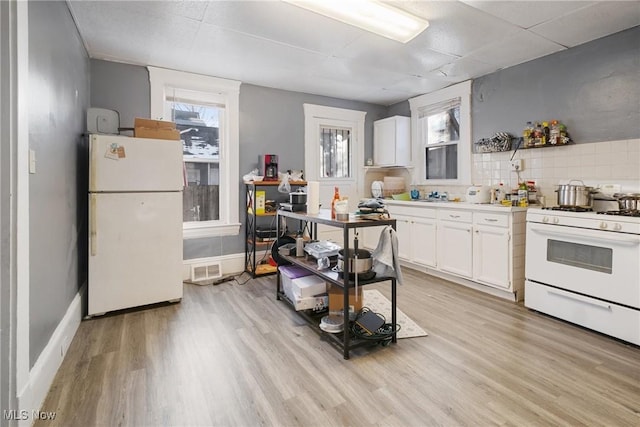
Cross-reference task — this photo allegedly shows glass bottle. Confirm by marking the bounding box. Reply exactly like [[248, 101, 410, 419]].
[[331, 187, 340, 219], [523, 122, 534, 147], [542, 121, 550, 145], [550, 119, 559, 145]]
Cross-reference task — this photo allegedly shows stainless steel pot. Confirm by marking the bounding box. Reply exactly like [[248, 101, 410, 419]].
[[614, 193, 640, 211], [337, 248, 372, 274], [555, 180, 597, 207]]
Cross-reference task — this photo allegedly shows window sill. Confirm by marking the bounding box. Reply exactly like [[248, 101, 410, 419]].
[[183, 222, 241, 240]]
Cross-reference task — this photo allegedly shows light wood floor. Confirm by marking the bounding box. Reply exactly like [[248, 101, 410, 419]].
[[37, 268, 640, 426]]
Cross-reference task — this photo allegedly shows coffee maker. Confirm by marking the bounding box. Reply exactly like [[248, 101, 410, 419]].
[[260, 154, 278, 181]]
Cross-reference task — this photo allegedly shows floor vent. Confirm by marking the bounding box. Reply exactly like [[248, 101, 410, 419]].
[[189, 262, 222, 285]]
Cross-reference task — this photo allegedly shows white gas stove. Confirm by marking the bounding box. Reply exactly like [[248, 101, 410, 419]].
[[525, 206, 640, 346]]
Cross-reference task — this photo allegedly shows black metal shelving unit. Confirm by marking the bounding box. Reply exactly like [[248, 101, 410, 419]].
[[244, 180, 307, 278], [275, 208, 398, 360]]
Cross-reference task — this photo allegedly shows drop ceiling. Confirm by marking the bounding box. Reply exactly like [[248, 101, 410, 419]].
[[67, 1, 640, 106]]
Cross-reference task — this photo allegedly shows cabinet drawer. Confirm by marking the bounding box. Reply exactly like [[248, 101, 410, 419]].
[[474, 212, 509, 228], [438, 209, 472, 223], [387, 204, 436, 219]]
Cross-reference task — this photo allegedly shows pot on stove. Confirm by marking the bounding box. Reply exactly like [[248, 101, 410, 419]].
[[613, 193, 640, 211], [555, 180, 598, 208]]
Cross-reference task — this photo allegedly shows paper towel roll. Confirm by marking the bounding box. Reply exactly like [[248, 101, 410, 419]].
[[307, 181, 320, 214]]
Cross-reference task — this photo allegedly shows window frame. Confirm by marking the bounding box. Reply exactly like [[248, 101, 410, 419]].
[[303, 104, 365, 186], [148, 67, 241, 239], [409, 80, 472, 186]]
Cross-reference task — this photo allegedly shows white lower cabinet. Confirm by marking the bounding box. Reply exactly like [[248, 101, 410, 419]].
[[393, 215, 412, 261], [386, 202, 526, 301], [437, 210, 473, 278], [410, 218, 437, 268], [473, 224, 510, 289], [385, 205, 437, 267]]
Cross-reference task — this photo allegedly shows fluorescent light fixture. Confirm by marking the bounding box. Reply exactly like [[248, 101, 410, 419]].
[[283, 0, 429, 43]]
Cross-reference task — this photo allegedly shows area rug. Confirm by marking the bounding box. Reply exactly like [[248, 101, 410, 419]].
[[362, 289, 428, 339]]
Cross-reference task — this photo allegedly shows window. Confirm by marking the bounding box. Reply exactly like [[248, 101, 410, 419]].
[[149, 67, 241, 238], [409, 80, 471, 185], [319, 126, 352, 178]]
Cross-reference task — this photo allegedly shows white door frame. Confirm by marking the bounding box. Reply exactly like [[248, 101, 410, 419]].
[[303, 104, 365, 208]]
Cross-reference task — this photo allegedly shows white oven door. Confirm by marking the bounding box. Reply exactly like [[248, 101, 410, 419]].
[[526, 223, 640, 308]]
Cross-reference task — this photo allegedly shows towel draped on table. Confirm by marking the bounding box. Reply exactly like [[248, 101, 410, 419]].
[[371, 225, 404, 285]]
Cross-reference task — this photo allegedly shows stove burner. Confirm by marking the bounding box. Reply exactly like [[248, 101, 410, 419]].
[[542, 206, 593, 212], [597, 210, 640, 217]]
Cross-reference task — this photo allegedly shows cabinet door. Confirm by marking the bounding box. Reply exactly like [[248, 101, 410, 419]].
[[437, 221, 473, 278], [411, 218, 437, 267], [394, 215, 412, 261], [473, 225, 510, 289], [361, 225, 384, 251], [373, 119, 397, 166]]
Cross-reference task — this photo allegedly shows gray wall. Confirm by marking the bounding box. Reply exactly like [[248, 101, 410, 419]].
[[473, 26, 640, 143], [29, 1, 89, 366], [90, 59, 150, 129]]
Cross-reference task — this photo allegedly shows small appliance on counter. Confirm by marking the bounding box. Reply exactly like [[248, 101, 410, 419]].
[[259, 154, 278, 181], [466, 185, 491, 204], [280, 190, 307, 212]]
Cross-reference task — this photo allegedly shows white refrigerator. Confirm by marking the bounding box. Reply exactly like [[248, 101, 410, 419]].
[[88, 134, 184, 316]]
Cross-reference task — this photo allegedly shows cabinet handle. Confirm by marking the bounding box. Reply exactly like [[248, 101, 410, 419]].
[[450, 214, 460, 219], [484, 218, 498, 222]]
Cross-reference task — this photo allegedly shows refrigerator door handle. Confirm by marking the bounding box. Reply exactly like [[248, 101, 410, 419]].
[[90, 194, 97, 256]]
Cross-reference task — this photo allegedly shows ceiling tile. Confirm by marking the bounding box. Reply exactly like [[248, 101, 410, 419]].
[[333, 34, 458, 77], [200, 1, 362, 54], [393, 1, 523, 57], [530, 1, 640, 47], [460, 1, 594, 28], [190, 23, 328, 74], [465, 29, 566, 69]]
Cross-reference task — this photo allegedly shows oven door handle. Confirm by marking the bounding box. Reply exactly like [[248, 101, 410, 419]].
[[529, 225, 640, 246]]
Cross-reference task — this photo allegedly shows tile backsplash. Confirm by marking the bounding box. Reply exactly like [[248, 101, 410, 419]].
[[412, 138, 640, 204]]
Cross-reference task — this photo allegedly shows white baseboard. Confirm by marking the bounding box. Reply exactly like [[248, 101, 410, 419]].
[[18, 284, 85, 427], [182, 252, 247, 281]]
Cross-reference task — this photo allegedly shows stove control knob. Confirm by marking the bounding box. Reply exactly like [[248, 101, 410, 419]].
[[542, 216, 549, 223], [599, 222, 608, 229], [613, 223, 622, 231], [552, 217, 560, 224]]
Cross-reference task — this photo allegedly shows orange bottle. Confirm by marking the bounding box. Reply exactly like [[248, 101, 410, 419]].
[[331, 187, 340, 219]]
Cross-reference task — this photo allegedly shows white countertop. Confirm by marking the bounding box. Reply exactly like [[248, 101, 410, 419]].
[[384, 199, 528, 213]]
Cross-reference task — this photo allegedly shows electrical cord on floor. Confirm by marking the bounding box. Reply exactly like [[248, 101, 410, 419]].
[[182, 271, 254, 287], [350, 306, 401, 342]]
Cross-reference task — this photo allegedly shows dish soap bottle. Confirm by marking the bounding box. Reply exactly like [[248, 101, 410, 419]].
[[331, 187, 341, 219], [518, 182, 529, 207]]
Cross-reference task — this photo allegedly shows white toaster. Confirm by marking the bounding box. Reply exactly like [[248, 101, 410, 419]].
[[466, 186, 491, 204]]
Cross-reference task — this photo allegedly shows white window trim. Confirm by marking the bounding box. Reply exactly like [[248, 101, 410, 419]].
[[148, 67, 241, 239], [303, 104, 366, 188], [409, 80, 472, 186]]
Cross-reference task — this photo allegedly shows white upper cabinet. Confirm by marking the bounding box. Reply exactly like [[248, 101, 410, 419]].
[[373, 116, 410, 167]]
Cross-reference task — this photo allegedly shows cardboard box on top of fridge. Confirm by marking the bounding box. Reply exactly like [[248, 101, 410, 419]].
[[134, 118, 180, 141]]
